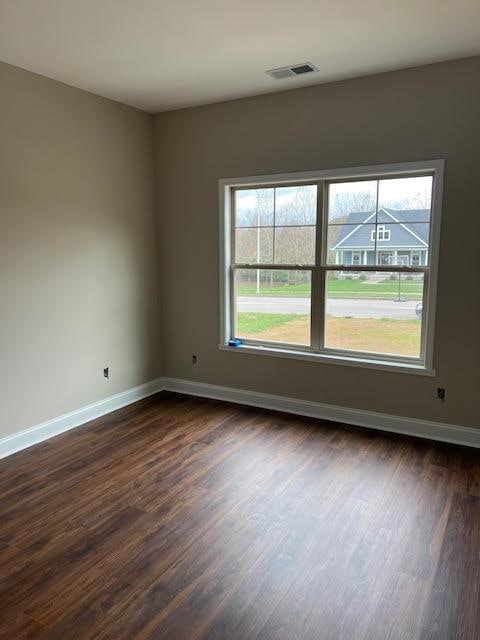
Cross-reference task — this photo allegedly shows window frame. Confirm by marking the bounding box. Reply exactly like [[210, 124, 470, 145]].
[[219, 160, 444, 375], [372, 225, 391, 241]]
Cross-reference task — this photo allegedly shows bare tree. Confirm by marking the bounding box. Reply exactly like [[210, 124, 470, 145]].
[[237, 182, 430, 291], [330, 190, 376, 223], [381, 191, 431, 210]]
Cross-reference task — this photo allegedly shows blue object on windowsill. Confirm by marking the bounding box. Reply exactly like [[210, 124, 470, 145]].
[[228, 339, 242, 347]]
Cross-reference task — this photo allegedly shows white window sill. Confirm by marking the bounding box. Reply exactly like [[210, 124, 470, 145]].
[[219, 343, 435, 377]]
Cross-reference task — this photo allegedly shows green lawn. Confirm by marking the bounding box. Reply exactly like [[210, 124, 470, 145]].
[[237, 282, 311, 297], [237, 278, 423, 300], [326, 278, 423, 299], [237, 312, 307, 334]]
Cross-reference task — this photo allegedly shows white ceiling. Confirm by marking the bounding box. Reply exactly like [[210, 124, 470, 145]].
[[0, 0, 479, 113]]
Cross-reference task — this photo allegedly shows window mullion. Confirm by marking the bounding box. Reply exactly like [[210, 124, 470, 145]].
[[419, 269, 429, 364], [230, 265, 236, 339], [374, 179, 379, 260], [311, 181, 325, 351]]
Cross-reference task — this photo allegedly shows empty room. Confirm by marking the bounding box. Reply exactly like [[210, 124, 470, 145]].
[[0, 1, 479, 638]]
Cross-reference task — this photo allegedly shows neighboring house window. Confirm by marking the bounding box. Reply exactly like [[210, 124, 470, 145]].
[[411, 251, 421, 266], [371, 225, 391, 241], [220, 161, 443, 373]]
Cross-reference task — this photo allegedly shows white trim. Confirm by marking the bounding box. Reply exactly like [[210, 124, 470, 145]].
[[422, 162, 443, 373], [383, 209, 428, 246], [1, 375, 477, 461], [0, 378, 163, 460], [218, 160, 443, 189], [219, 181, 231, 346], [162, 377, 480, 448], [332, 245, 426, 250], [219, 159, 444, 374], [219, 343, 433, 375]]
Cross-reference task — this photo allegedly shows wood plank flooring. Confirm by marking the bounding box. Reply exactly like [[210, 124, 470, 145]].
[[0, 391, 479, 639]]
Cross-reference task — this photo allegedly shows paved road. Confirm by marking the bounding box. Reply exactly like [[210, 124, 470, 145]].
[[237, 296, 420, 320]]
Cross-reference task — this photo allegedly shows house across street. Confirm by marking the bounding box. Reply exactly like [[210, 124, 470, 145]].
[[331, 208, 429, 267]]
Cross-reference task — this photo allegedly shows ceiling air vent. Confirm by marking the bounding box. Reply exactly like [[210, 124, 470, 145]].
[[266, 62, 318, 80]]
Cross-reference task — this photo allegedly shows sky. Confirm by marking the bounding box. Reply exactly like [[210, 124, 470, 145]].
[[236, 184, 315, 214], [235, 176, 433, 224]]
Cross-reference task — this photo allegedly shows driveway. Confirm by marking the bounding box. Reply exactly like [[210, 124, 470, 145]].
[[237, 296, 419, 320]]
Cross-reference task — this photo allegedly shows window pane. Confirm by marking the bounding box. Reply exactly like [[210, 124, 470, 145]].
[[234, 269, 311, 346], [235, 228, 273, 264], [275, 185, 317, 225], [328, 181, 377, 223], [378, 176, 432, 220], [326, 176, 432, 267], [235, 188, 274, 227], [324, 271, 424, 358], [274, 226, 316, 264], [326, 224, 376, 265]]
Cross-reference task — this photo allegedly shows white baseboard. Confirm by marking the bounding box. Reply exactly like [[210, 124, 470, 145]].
[[162, 377, 480, 448], [1, 375, 478, 460], [0, 378, 163, 460]]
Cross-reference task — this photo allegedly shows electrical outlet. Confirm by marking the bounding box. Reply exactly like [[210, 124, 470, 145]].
[[103, 367, 109, 379], [436, 387, 445, 401], [192, 354, 198, 366]]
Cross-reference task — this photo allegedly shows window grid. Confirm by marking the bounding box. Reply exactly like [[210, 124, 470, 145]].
[[232, 185, 317, 267], [226, 166, 438, 369]]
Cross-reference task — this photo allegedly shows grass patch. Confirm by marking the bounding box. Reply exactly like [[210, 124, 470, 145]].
[[237, 312, 308, 334], [237, 278, 423, 300], [236, 312, 421, 357], [324, 316, 421, 356], [237, 282, 310, 297], [326, 278, 423, 300]]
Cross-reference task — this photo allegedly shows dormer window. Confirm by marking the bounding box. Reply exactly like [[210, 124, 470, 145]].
[[371, 225, 390, 241]]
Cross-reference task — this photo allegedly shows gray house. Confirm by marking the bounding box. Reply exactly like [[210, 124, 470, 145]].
[[332, 208, 430, 266]]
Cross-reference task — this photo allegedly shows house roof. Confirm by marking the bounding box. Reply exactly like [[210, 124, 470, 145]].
[[332, 208, 429, 250]]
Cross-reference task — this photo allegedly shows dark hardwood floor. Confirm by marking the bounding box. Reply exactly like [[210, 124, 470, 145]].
[[0, 392, 479, 639]]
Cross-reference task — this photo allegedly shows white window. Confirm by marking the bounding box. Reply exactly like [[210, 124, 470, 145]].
[[371, 225, 391, 241], [219, 160, 443, 374]]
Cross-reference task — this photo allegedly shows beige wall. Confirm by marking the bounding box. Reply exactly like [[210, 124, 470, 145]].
[[1, 56, 478, 442], [154, 56, 480, 429], [0, 62, 160, 439]]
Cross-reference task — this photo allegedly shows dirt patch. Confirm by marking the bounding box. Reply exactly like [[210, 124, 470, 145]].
[[241, 318, 310, 346], [241, 316, 421, 357]]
